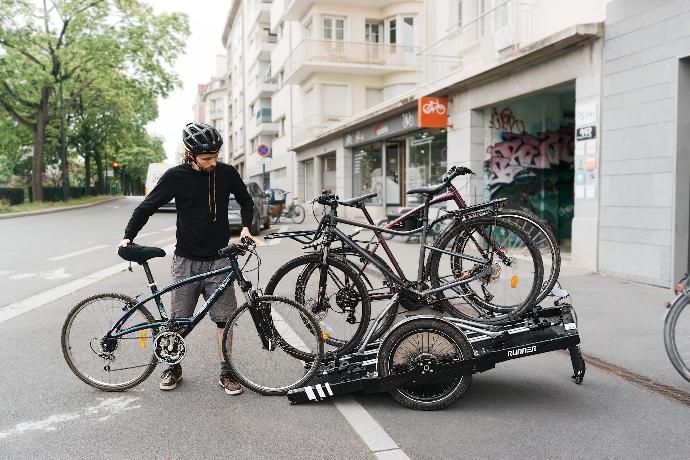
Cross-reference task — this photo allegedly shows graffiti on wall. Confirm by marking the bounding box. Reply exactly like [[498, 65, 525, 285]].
[[485, 107, 575, 240]]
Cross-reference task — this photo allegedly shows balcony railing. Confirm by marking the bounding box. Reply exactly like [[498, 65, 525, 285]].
[[284, 39, 417, 79], [417, 0, 534, 88], [256, 108, 272, 125], [292, 114, 348, 145]]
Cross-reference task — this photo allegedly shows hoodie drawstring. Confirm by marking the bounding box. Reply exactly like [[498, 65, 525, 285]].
[[209, 170, 216, 222]]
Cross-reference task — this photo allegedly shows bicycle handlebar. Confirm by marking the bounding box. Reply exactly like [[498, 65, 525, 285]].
[[218, 236, 256, 258], [443, 165, 475, 183]]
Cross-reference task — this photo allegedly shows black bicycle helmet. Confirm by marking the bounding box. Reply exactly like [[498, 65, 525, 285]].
[[182, 122, 223, 155]]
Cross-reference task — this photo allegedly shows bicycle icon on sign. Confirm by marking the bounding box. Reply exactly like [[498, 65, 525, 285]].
[[422, 98, 447, 116]]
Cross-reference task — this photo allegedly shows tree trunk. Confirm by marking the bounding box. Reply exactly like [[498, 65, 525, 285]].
[[31, 87, 51, 202], [94, 148, 104, 194], [84, 150, 92, 195]]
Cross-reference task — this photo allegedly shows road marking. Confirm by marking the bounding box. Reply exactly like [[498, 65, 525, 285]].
[[136, 231, 159, 238], [162, 226, 176, 231], [47, 245, 108, 261], [0, 243, 175, 324], [0, 397, 140, 440], [0, 270, 14, 277], [9, 273, 36, 280], [273, 308, 408, 459]]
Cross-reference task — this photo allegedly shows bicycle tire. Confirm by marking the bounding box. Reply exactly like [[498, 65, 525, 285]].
[[222, 295, 324, 396], [264, 254, 371, 360], [377, 318, 473, 411], [61, 293, 158, 391], [426, 215, 544, 324], [291, 204, 306, 224], [664, 294, 690, 383], [271, 213, 281, 224], [497, 209, 560, 304]]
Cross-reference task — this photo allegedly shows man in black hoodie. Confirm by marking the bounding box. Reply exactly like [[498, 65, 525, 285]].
[[119, 122, 254, 395]]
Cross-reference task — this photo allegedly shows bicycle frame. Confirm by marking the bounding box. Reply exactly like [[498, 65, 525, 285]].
[[321, 198, 492, 300], [106, 257, 252, 340]]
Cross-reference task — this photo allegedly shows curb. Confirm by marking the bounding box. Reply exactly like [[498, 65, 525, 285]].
[[0, 196, 124, 219]]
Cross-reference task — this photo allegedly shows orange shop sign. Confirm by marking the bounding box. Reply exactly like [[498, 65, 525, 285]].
[[418, 97, 448, 128]]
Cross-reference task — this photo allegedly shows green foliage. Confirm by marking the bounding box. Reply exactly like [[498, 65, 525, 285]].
[[0, 0, 190, 199]]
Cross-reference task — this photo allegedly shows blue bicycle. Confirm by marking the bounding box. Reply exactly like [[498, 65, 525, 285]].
[[61, 238, 323, 395]]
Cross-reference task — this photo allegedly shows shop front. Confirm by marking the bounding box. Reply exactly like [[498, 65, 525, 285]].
[[344, 98, 449, 217]]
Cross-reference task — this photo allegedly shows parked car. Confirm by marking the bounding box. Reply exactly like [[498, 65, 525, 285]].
[[228, 181, 271, 235]]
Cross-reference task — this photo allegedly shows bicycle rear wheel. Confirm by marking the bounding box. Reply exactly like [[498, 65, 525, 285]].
[[291, 204, 306, 224], [426, 216, 544, 324], [222, 295, 323, 395], [664, 295, 690, 383], [497, 209, 560, 305], [61, 293, 158, 391]]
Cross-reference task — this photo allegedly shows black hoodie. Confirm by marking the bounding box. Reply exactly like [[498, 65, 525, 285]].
[[124, 162, 254, 260]]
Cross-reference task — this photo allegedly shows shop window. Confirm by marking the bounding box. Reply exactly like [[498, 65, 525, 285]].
[[322, 155, 337, 194], [304, 160, 315, 200], [353, 143, 383, 205]]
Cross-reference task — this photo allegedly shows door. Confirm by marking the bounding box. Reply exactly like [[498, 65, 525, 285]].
[[323, 16, 345, 57]]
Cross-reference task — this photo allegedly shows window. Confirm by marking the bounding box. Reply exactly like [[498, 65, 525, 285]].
[[388, 18, 396, 44], [305, 20, 312, 39], [352, 143, 383, 205], [402, 17, 414, 49], [250, 137, 257, 153], [366, 22, 382, 43], [323, 16, 344, 41]]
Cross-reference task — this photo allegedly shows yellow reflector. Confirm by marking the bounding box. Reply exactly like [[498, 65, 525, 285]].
[[140, 330, 147, 348], [511, 275, 519, 288], [322, 332, 329, 341]]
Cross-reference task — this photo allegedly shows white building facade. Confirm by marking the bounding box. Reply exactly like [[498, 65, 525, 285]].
[[222, 0, 282, 187]]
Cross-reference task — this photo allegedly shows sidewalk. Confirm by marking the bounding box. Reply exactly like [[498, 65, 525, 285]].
[[379, 236, 689, 390]]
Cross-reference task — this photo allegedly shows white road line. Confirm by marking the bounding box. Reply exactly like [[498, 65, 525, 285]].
[[9, 273, 36, 280], [0, 243, 175, 324], [0, 270, 14, 277], [161, 226, 176, 231], [47, 245, 108, 261], [273, 309, 408, 459], [136, 231, 159, 238], [266, 225, 289, 245]]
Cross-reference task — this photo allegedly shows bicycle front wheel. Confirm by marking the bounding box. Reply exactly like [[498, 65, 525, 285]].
[[426, 216, 544, 324], [664, 295, 690, 383], [291, 204, 306, 224], [222, 295, 323, 395], [265, 254, 371, 360], [61, 293, 158, 391]]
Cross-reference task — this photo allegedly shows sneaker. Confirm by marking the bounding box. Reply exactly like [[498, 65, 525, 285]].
[[219, 373, 243, 395], [160, 365, 182, 390]]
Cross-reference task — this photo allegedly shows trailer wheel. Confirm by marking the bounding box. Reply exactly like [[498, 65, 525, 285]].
[[377, 318, 473, 411]]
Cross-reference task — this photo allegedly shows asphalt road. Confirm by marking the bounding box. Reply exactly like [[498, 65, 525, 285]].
[[1, 198, 689, 458]]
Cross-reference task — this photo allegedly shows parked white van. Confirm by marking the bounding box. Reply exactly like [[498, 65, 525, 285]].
[[144, 162, 175, 211]]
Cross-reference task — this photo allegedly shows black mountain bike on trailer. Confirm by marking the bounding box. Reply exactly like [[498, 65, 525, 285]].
[[61, 238, 323, 396], [264, 188, 543, 361]]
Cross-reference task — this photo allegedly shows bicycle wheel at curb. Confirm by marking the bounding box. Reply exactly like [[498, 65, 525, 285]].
[[426, 215, 544, 324], [222, 295, 324, 396], [291, 204, 306, 224], [664, 295, 690, 383], [264, 254, 371, 361], [377, 318, 473, 411], [497, 209, 560, 305], [61, 293, 158, 391]]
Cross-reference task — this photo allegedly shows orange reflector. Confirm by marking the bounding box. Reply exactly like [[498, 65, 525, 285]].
[[140, 330, 147, 349], [322, 332, 329, 341], [675, 283, 684, 294], [511, 275, 519, 288]]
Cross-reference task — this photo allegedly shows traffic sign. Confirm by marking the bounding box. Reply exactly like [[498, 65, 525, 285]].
[[260, 157, 271, 164], [257, 144, 271, 158]]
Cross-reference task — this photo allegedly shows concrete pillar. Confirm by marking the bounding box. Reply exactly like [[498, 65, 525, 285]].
[[314, 155, 323, 195]]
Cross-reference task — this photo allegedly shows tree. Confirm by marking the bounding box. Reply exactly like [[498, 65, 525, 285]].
[[0, 0, 188, 201]]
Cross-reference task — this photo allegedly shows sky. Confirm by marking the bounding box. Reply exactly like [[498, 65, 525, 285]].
[[146, 0, 230, 163]]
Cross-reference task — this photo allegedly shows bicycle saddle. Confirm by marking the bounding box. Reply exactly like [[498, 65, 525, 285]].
[[117, 244, 166, 263], [406, 182, 447, 196], [339, 192, 377, 207]]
